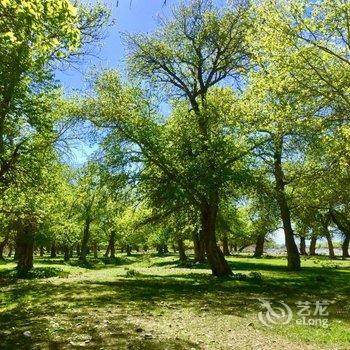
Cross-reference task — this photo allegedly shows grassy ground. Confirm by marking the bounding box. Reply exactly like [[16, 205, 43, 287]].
[[0, 253, 349, 350]]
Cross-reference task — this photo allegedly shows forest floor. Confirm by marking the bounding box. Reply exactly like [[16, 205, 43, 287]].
[[0, 253, 349, 350]]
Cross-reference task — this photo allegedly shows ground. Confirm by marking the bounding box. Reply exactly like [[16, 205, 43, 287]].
[[0, 253, 349, 350]]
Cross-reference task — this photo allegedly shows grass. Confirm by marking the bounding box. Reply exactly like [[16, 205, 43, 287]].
[[0, 253, 349, 349]]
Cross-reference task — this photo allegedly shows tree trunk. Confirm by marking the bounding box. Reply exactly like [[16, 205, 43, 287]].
[[342, 235, 350, 259], [0, 242, 5, 260], [222, 233, 230, 256], [309, 235, 317, 255], [39, 245, 44, 257], [324, 230, 335, 259], [177, 239, 187, 262], [93, 242, 98, 259], [329, 210, 350, 258], [233, 244, 237, 252], [80, 218, 91, 263], [109, 232, 116, 258], [76, 244, 81, 256], [156, 244, 164, 255], [0, 234, 9, 260], [201, 198, 232, 277], [7, 244, 13, 257], [273, 142, 300, 271], [126, 245, 131, 256], [63, 245, 70, 261], [104, 241, 111, 257], [16, 227, 34, 277], [253, 234, 265, 258], [193, 230, 205, 263], [163, 244, 169, 253], [299, 236, 307, 255], [50, 242, 57, 258]]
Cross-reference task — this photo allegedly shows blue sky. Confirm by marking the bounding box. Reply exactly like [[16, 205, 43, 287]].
[[56, 0, 181, 91], [57, 0, 229, 90]]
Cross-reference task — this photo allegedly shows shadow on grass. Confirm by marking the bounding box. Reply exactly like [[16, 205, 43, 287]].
[[0, 267, 69, 282], [170, 258, 350, 274], [0, 299, 200, 350], [0, 275, 205, 349], [1, 256, 349, 349], [33, 256, 138, 270]]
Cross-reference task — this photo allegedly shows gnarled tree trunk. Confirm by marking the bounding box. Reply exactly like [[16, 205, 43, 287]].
[[309, 235, 317, 256], [177, 238, 187, 262], [193, 229, 205, 263], [16, 226, 34, 277], [109, 231, 116, 258], [80, 218, 91, 263], [299, 236, 307, 255], [0, 234, 9, 260], [63, 245, 70, 261], [39, 245, 44, 257], [201, 197, 232, 277], [324, 230, 335, 259], [104, 241, 111, 257], [273, 141, 300, 271], [253, 234, 265, 258], [50, 242, 57, 258], [7, 244, 13, 257], [329, 210, 350, 259], [93, 242, 98, 259], [222, 233, 230, 256]]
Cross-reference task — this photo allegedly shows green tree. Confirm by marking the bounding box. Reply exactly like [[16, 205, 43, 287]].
[[0, 0, 109, 187], [85, 1, 267, 276]]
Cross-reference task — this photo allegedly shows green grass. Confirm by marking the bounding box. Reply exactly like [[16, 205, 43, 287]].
[[0, 254, 349, 349]]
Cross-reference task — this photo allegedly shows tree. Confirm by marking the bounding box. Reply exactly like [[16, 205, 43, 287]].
[[76, 163, 108, 263], [240, 68, 311, 270], [0, 0, 110, 189], [240, 0, 345, 270], [253, 0, 350, 265], [0, 149, 64, 276], [0, 0, 110, 274], [85, 0, 262, 276]]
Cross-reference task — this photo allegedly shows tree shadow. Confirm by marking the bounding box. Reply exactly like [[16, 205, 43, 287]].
[[1, 256, 349, 349], [34, 256, 138, 270], [0, 267, 69, 281]]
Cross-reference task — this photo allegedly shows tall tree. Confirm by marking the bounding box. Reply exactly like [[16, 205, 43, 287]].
[[103, 0, 254, 276]]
